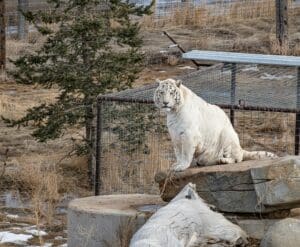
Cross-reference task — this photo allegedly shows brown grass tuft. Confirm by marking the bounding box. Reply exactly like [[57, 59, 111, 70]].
[[142, 0, 276, 28], [10, 162, 62, 225]]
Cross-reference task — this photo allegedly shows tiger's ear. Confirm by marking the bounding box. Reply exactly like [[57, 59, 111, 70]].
[[156, 79, 161, 85], [175, 80, 182, 87]]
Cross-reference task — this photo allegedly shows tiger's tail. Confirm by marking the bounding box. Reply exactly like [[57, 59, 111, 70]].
[[242, 150, 277, 161]]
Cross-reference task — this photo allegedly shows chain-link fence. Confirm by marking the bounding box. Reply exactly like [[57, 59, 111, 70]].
[[5, 0, 300, 37], [95, 61, 300, 195], [132, 0, 300, 18], [5, 0, 50, 39]]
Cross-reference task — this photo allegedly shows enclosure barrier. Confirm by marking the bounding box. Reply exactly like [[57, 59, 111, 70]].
[[183, 50, 300, 153], [95, 51, 300, 196]]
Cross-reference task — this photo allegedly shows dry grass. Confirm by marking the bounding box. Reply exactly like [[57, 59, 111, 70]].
[[0, 81, 91, 235], [8, 162, 61, 224], [0, 90, 57, 119], [269, 34, 290, 55], [236, 111, 295, 155], [6, 31, 46, 71], [101, 133, 172, 194], [142, 0, 276, 28]]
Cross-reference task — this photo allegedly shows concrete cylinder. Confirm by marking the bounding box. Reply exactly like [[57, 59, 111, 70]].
[[68, 194, 163, 247]]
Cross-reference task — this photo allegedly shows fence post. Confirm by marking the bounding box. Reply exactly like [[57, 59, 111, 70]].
[[95, 99, 102, 196], [0, 0, 5, 73], [18, 0, 28, 40], [276, 0, 288, 47], [230, 63, 236, 126], [295, 67, 300, 155]]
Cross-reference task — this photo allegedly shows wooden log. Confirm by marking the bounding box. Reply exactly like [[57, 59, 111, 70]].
[[130, 183, 248, 247], [155, 156, 300, 213]]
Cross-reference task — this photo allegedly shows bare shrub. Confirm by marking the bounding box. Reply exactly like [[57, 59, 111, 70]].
[[9, 162, 62, 226]]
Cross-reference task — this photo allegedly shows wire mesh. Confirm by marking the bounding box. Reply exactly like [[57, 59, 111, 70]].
[[5, 0, 300, 26], [99, 100, 173, 194], [97, 63, 300, 195]]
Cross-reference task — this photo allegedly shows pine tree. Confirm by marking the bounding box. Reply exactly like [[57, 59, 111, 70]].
[[3, 0, 153, 181]]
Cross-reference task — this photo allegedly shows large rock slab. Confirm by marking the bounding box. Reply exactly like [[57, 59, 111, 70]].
[[155, 156, 300, 213], [251, 156, 300, 206], [68, 194, 164, 247], [260, 218, 300, 247]]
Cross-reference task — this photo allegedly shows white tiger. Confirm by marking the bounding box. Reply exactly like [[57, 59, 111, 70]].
[[154, 78, 277, 172], [130, 183, 248, 247]]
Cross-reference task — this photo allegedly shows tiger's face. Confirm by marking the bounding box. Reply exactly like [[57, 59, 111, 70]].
[[153, 79, 183, 112]]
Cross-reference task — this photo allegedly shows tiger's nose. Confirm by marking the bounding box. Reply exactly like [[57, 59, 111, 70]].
[[163, 101, 168, 106]]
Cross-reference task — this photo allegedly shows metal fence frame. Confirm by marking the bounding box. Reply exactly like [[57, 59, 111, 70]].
[[95, 51, 300, 195]]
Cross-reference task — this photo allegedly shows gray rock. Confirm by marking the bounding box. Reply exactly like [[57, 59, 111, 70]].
[[227, 218, 278, 240], [156, 156, 300, 213], [251, 156, 300, 206], [260, 218, 300, 247]]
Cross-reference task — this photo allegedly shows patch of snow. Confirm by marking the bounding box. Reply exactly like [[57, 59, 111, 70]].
[[179, 66, 195, 70], [260, 73, 295, 80], [55, 236, 65, 240], [0, 231, 33, 244], [241, 65, 259, 72], [159, 50, 167, 53], [28, 244, 52, 247], [6, 214, 19, 219], [10, 227, 22, 230], [43, 243, 53, 247], [25, 229, 47, 237], [168, 44, 178, 48], [58, 244, 67, 247], [26, 225, 36, 229], [159, 70, 166, 73], [16, 223, 30, 227]]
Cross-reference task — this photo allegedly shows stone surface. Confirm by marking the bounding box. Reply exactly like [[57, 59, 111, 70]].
[[251, 156, 300, 206], [67, 194, 164, 247], [260, 218, 300, 247], [290, 208, 300, 217], [231, 219, 278, 240], [155, 156, 300, 213]]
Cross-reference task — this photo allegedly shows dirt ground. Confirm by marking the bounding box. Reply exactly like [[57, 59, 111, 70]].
[[1, 10, 300, 246]]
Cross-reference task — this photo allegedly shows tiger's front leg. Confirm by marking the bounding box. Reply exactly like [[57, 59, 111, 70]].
[[171, 137, 195, 172]]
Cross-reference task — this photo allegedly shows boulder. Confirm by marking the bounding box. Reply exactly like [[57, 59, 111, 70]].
[[260, 218, 300, 247], [251, 156, 300, 206], [155, 156, 300, 213]]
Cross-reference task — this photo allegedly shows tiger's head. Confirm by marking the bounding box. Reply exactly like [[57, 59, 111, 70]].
[[153, 78, 183, 112]]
